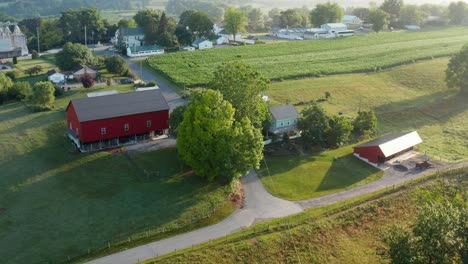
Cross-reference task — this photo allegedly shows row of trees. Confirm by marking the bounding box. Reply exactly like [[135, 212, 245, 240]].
[[298, 103, 377, 148], [0, 72, 55, 108]]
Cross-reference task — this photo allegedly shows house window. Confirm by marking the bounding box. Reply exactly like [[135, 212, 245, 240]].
[[147, 120, 152, 128], [124, 124, 129, 131], [101, 128, 106, 135]]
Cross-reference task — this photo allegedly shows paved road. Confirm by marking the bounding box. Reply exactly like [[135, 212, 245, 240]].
[[87, 170, 303, 264], [126, 58, 186, 111]]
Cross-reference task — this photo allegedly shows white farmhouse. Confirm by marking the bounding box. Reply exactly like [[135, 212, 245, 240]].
[[114, 27, 145, 48], [127, 45, 164, 57], [47, 69, 66, 84], [0, 22, 28, 59], [192, 38, 213, 50], [342, 15, 362, 27], [215, 36, 228, 45]]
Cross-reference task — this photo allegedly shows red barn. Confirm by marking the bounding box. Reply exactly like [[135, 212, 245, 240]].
[[353, 131, 422, 164], [66, 89, 169, 152]]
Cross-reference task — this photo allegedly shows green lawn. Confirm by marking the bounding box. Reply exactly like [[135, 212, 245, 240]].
[[145, 167, 467, 264], [258, 146, 383, 200], [0, 85, 233, 263], [267, 58, 468, 162], [8, 57, 57, 84], [147, 27, 468, 87]]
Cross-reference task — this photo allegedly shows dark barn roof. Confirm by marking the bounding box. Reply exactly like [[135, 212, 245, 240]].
[[122, 27, 144, 36], [269, 105, 300, 121], [69, 90, 169, 122]]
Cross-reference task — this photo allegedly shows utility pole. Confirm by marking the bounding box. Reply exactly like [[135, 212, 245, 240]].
[[36, 27, 40, 55], [84, 25, 87, 48]]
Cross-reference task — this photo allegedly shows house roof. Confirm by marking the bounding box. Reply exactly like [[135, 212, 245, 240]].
[[269, 105, 300, 121], [122, 27, 144, 36], [46, 69, 62, 76], [192, 38, 211, 46], [355, 131, 423, 157], [70, 64, 98, 74], [342, 15, 360, 22], [69, 90, 169, 122], [128, 45, 163, 52], [322, 23, 348, 28]]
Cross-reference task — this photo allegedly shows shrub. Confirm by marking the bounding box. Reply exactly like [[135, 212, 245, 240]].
[[31, 50, 39, 59], [106, 78, 112, 86], [9, 82, 32, 100], [12, 56, 18, 64], [80, 74, 95, 88], [54, 85, 64, 97], [105, 55, 128, 75], [146, 81, 157, 87], [5, 71, 16, 81]]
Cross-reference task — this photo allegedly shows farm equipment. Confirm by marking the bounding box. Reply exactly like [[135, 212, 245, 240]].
[[415, 161, 432, 170]]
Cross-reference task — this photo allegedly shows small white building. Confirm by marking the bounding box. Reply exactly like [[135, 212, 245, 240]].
[[47, 69, 65, 84], [215, 36, 228, 45], [192, 38, 213, 50], [304, 23, 354, 40], [114, 27, 145, 48], [342, 15, 362, 27], [404, 25, 421, 30], [180, 46, 195, 52], [127, 45, 164, 57]]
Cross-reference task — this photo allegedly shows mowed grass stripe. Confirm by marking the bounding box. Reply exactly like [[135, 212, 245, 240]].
[[147, 27, 468, 87]]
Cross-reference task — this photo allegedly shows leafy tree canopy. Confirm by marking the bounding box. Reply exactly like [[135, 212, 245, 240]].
[[368, 8, 390, 32], [105, 55, 127, 75], [309, 2, 344, 27], [353, 110, 377, 138], [224, 6, 248, 41], [327, 115, 353, 147], [209, 62, 270, 128], [380, 0, 404, 17], [55, 42, 95, 71], [297, 102, 330, 147], [59, 7, 106, 44], [177, 89, 263, 183], [31, 81, 55, 106], [446, 44, 468, 93]]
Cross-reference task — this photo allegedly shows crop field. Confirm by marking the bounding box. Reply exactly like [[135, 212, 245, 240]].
[[147, 27, 468, 87], [266, 58, 468, 162], [0, 85, 233, 263]]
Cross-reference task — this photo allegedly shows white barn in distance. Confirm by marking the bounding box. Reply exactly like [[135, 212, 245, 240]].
[[0, 22, 28, 59]]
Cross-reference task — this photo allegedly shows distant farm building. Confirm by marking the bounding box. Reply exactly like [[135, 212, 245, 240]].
[[269, 105, 301, 138], [342, 15, 362, 28], [273, 23, 354, 40], [192, 38, 213, 50], [66, 90, 170, 152], [47, 69, 66, 84], [127, 45, 164, 57], [353, 131, 423, 165], [0, 22, 28, 59]]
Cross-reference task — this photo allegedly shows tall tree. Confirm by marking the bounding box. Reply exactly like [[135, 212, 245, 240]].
[[118, 18, 136, 28], [156, 12, 175, 47], [31, 82, 55, 107], [297, 102, 330, 147], [353, 110, 377, 137], [279, 9, 304, 28], [55, 42, 95, 70], [380, 0, 404, 18], [309, 2, 344, 27], [326, 115, 353, 147], [168, 105, 187, 137], [352, 7, 370, 22], [368, 9, 390, 32], [0, 72, 13, 104], [177, 10, 213, 43], [246, 7, 264, 32], [224, 6, 247, 41], [59, 7, 106, 44], [400, 5, 425, 26], [134, 9, 161, 45], [177, 89, 263, 183], [37, 20, 64, 51], [446, 44, 468, 93], [209, 62, 270, 128], [448, 1, 467, 25]]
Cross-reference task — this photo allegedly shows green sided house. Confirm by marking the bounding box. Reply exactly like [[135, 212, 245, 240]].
[[269, 105, 301, 138]]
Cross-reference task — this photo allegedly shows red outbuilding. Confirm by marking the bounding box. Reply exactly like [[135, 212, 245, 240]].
[[66, 89, 169, 152], [353, 131, 422, 164]]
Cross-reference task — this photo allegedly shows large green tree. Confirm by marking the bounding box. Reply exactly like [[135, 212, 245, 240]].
[[399, 5, 425, 26], [326, 115, 353, 147], [352, 7, 370, 22], [353, 110, 377, 138], [0, 72, 13, 103], [279, 9, 304, 28], [297, 102, 330, 147], [224, 6, 247, 41], [55, 42, 95, 71], [178, 10, 214, 41], [59, 7, 106, 44], [31, 81, 55, 107], [448, 1, 467, 25], [380, 0, 404, 18], [383, 201, 467, 263], [105, 55, 127, 75], [368, 9, 390, 32], [446, 44, 468, 93], [209, 62, 270, 128], [135, 9, 161, 45], [177, 89, 263, 183], [168, 105, 187, 136], [309, 3, 344, 27]]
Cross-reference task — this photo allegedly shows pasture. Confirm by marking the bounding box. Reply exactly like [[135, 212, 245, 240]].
[[0, 85, 233, 263], [147, 27, 468, 87], [267, 58, 468, 162]]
